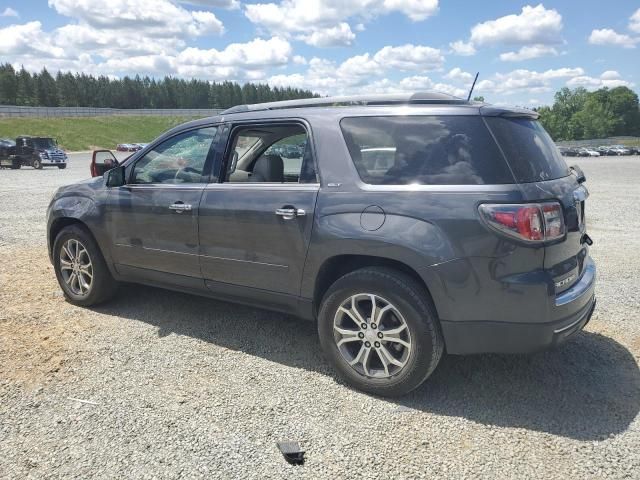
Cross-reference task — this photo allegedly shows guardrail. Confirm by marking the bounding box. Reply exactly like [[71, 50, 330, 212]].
[[556, 137, 640, 147], [0, 106, 224, 118]]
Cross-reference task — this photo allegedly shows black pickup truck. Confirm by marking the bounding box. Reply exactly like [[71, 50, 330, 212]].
[[0, 136, 67, 169]]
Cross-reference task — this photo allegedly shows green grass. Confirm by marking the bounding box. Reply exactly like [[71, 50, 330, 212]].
[[0, 116, 199, 151]]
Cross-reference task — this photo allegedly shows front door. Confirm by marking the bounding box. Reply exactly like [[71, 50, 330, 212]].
[[199, 122, 319, 296], [105, 126, 219, 285]]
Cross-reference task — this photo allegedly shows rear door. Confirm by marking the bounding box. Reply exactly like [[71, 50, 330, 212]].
[[485, 117, 590, 294], [198, 121, 319, 297]]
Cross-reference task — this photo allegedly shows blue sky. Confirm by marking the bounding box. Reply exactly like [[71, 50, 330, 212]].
[[1, 1, 638, 106]]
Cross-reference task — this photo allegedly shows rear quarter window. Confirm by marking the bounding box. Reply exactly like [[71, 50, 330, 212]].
[[485, 117, 570, 183], [340, 116, 514, 185]]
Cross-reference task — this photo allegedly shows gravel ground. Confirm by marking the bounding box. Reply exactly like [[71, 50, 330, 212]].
[[1, 154, 639, 479]]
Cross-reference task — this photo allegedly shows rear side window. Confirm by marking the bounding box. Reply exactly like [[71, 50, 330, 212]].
[[485, 117, 569, 183], [340, 116, 514, 185]]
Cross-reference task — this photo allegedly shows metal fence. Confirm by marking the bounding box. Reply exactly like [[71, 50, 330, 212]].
[[0, 105, 224, 118], [556, 137, 640, 147]]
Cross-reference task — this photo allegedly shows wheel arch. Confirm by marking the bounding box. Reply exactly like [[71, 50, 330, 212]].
[[48, 217, 106, 265], [312, 254, 438, 320]]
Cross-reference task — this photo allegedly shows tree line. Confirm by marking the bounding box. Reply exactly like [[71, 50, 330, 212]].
[[0, 64, 318, 109], [537, 86, 640, 140]]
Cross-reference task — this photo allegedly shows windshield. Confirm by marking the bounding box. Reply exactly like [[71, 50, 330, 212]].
[[33, 138, 56, 149], [485, 118, 570, 183]]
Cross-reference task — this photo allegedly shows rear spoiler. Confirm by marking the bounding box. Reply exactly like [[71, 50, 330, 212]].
[[479, 105, 539, 119]]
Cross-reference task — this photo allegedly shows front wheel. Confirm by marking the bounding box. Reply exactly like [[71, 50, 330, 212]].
[[58, 164, 67, 169], [53, 225, 118, 306], [32, 158, 42, 169], [318, 267, 444, 397]]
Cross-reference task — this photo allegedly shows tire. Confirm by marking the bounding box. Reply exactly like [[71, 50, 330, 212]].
[[32, 158, 42, 169], [318, 267, 444, 397], [58, 164, 67, 169], [10, 161, 20, 170], [53, 224, 118, 306]]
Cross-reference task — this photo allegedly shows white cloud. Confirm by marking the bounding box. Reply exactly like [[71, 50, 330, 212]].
[[499, 44, 558, 61], [600, 70, 620, 80], [372, 44, 444, 71], [382, 0, 439, 21], [629, 8, 640, 34], [475, 67, 585, 95], [470, 4, 563, 46], [245, 0, 438, 46], [0, 22, 65, 58], [299, 23, 355, 47], [177, 36, 292, 69], [178, 0, 240, 8], [449, 40, 476, 56], [444, 67, 474, 83], [588, 28, 638, 48], [48, 0, 224, 37], [566, 71, 634, 89], [1, 7, 19, 17]]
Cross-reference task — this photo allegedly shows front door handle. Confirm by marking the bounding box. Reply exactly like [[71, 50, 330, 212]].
[[169, 202, 192, 213], [275, 207, 306, 220]]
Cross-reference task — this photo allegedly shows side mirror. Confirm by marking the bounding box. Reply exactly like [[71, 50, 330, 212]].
[[229, 151, 239, 174], [104, 165, 126, 187]]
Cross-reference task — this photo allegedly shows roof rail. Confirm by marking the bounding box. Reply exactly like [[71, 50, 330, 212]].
[[221, 92, 471, 114]]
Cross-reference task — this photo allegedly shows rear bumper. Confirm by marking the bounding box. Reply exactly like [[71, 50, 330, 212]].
[[440, 257, 596, 355], [441, 294, 596, 354]]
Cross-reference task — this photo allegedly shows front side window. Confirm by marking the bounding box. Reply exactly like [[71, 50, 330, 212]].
[[340, 116, 514, 185], [131, 126, 217, 184]]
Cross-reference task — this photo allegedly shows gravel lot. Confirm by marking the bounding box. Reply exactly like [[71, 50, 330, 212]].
[[1, 153, 639, 479]]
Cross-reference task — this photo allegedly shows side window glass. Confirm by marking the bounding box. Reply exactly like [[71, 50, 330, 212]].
[[340, 116, 513, 185], [131, 127, 217, 184], [225, 126, 312, 183]]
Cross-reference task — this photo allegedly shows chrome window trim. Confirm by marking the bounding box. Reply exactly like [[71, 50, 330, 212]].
[[204, 183, 319, 192]]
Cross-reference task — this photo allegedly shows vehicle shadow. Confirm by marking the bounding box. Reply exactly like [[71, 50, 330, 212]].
[[94, 284, 640, 441]]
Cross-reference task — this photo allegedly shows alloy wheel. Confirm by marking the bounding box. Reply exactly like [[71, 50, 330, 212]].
[[59, 238, 93, 296], [333, 293, 412, 378]]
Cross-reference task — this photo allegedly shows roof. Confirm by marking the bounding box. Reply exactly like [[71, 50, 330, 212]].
[[221, 92, 472, 114]]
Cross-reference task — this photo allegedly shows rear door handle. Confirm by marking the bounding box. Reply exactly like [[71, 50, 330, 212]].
[[169, 202, 192, 213], [275, 207, 306, 220]]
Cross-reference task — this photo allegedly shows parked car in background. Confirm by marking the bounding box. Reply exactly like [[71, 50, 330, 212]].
[[48, 92, 596, 396], [558, 146, 571, 156], [610, 145, 631, 155], [579, 148, 600, 157]]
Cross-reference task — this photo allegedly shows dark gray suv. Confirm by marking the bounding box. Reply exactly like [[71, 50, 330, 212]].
[[47, 93, 596, 396]]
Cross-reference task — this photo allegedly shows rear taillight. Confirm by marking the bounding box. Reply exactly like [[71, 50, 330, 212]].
[[479, 202, 565, 243]]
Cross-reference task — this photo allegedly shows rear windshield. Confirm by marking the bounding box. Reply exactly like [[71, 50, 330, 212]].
[[340, 116, 514, 185], [485, 117, 570, 183]]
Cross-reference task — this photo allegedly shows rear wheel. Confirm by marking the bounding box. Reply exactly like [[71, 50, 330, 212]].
[[53, 225, 118, 306], [318, 267, 444, 396], [32, 158, 42, 169]]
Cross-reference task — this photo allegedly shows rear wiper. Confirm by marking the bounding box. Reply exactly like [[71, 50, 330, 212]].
[[570, 165, 586, 183]]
